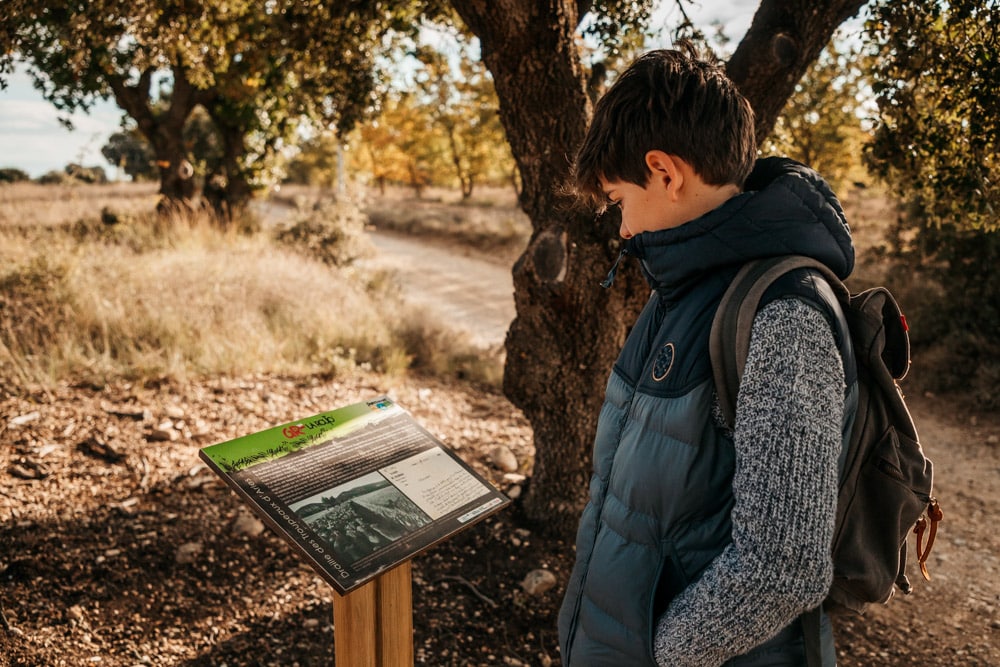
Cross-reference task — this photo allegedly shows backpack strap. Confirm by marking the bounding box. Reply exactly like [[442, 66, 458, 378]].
[[709, 255, 848, 430], [711, 255, 850, 667]]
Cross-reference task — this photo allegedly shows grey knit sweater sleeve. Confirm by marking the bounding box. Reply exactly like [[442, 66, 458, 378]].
[[653, 298, 844, 666]]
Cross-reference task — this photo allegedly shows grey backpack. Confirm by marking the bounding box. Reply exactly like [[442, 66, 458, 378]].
[[710, 255, 942, 623]]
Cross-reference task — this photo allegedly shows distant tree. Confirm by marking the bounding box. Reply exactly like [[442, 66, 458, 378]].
[[284, 132, 345, 189], [102, 130, 157, 181], [349, 100, 423, 194], [0, 1, 431, 217], [411, 39, 515, 198], [36, 171, 68, 185], [65, 163, 108, 184], [0, 168, 30, 183], [351, 90, 450, 197]]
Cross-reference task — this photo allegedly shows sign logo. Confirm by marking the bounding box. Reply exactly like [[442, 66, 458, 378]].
[[651, 342, 675, 382], [282, 424, 306, 439]]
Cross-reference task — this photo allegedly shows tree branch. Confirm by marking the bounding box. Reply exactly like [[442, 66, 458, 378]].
[[726, 0, 867, 143]]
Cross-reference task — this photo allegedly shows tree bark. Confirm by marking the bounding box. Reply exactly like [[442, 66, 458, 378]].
[[452, 0, 867, 539], [451, 0, 649, 536]]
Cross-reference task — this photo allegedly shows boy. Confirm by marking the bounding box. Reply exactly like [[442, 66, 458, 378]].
[[557, 46, 856, 666]]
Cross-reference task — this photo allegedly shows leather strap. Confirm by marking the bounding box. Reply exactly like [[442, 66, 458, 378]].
[[916, 498, 944, 580]]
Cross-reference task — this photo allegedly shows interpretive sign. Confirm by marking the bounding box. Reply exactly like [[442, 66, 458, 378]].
[[200, 396, 510, 595]]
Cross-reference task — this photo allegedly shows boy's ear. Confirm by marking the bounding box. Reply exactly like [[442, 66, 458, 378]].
[[645, 150, 684, 198]]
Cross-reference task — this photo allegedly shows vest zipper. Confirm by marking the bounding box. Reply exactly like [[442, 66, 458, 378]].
[[601, 246, 629, 288]]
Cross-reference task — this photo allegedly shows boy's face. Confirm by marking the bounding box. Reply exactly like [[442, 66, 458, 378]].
[[599, 174, 683, 239]]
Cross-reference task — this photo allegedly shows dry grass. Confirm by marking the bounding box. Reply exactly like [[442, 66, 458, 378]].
[[0, 184, 504, 393], [3, 178, 963, 402], [0, 181, 160, 228]]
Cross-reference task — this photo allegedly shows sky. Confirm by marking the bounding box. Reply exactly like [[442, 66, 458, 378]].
[[0, 2, 758, 179]]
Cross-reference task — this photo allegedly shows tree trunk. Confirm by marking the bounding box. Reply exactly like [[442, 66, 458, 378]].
[[152, 144, 196, 210], [444, 125, 474, 199], [108, 66, 206, 211], [203, 107, 256, 223], [452, 0, 866, 539], [451, 0, 649, 536]]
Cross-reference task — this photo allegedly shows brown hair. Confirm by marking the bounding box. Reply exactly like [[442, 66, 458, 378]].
[[574, 44, 757, 211]]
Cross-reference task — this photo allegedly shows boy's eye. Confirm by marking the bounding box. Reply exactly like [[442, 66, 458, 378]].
[[606, 196, 621, 209]]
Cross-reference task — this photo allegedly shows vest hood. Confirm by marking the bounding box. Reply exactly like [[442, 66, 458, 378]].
[[623, 157, 855, 295]]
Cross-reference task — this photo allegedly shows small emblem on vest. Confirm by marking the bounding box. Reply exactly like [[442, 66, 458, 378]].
[[651, 342, 675, 381]]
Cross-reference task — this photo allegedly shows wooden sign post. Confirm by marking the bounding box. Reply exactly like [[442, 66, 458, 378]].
[[200, 397, 508, 665], [333, 560, 414, 666]]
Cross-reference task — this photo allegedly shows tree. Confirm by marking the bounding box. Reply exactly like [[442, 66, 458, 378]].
[[353, 90, 450, 196], [411, 39, 515, 198], [0, 168, 30, 183], [102, 130, 158, 181], [866, 0, 1000, 232], [284, 131, 346, 189], [345, 28, 516, 196], [448, 0, 867, 536], [0, 1, 426, 215], [349, 99, 426, 193]]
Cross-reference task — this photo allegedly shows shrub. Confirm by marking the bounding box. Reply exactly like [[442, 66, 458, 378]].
[[886, 209, 1000, 409], [0, 167, 30, 183], [66, 163, 109, 184], [37, 170, 73, 185], [275, 195, 374, 267]]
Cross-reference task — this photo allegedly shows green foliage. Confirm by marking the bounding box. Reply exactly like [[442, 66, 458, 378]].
[[866, 0, 1000, 231], [863, 0, 1000, 408], [581, 0, 658, 60], [1, 1, 431, 209], [762, 37, 870, 191]]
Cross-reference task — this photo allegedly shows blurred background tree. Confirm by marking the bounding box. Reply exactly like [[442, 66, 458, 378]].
[[0, 0, 437, 218], [102, 129, 158, 182], [761, 36, 871, 192], [294, 22, 517, 199]]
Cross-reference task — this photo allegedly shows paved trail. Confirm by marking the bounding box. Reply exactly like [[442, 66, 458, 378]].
[[367, 232, 516, 349]]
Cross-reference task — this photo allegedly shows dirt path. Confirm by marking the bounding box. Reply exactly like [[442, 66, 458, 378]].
[[257, 199, 516, 349], [833, 392, 1000, 665], [366, 232, 515, 349]]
